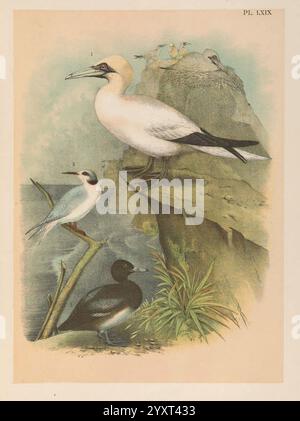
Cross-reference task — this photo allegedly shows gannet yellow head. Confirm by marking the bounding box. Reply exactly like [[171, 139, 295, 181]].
[[65, 55, 134, 88]]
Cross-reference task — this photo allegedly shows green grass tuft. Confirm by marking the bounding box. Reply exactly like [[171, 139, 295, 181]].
[[126, 250, 239, 344]]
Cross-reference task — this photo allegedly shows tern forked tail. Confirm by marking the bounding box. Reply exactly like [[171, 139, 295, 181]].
[[25, 220, 58, 240]]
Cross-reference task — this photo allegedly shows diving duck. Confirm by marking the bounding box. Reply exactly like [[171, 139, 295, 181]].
[[59, 259, 147, 346]]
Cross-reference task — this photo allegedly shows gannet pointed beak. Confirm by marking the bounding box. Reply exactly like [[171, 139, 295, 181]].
[[209, 56, 225, 71], [62, 171, 79, 175], [65, 66, 105, 80]]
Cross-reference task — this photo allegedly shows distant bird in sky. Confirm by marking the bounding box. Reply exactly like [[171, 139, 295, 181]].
[[26, 170, 100, 240], [59, 259, 147, 346], [65, 55, 268, 177]]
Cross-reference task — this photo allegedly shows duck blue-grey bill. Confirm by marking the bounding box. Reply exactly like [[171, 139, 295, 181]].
[[132, 267, 148, 272]]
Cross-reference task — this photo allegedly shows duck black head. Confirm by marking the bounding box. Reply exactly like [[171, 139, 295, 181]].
[[111, 259, 147, 283]]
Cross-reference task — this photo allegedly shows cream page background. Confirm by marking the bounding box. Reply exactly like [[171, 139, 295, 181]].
[[0, 0, 299, 400]]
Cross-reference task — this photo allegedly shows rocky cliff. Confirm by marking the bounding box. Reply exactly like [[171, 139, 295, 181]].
[[123, 49, 270, 306]]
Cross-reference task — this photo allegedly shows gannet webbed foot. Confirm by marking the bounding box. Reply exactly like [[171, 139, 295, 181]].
[[122, 156, 155, 178], [123, 157, 169, 179], [140, 157, 169, 180]]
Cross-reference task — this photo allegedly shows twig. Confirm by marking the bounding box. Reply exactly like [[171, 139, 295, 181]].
[[30, 179, 106, 340], [41, 241, 105, 340], [36, 261, 66, 340], [47, 294, 53, 308], [30, 178, 54, 208], [57, 261, 67, 296]]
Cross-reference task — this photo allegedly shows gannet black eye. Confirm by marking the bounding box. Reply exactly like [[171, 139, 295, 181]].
[[82, 171, 89, 176], [92, 62, 116, 73]]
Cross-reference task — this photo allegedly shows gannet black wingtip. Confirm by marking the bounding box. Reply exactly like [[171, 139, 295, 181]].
[[168, 131, 261, 162], [225, 147, 248, 163]]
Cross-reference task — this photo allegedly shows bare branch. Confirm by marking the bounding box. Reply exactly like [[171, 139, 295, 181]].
[[31, 180, 106, 340], [30, 178, 54, 209]]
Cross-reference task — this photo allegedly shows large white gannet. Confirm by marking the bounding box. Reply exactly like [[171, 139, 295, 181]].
[[66, 55, 268, 177]]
